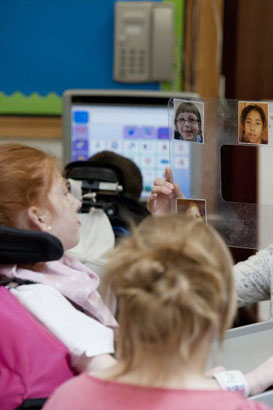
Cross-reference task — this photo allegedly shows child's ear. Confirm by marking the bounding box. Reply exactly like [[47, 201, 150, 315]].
[[27, 206, 51, 232]]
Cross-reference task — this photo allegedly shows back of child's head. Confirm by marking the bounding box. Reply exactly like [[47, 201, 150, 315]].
[[0, 143, 57, 227], [106, 214, 235, 368]]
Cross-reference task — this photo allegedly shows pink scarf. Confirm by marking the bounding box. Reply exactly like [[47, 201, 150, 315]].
[[0, 253, 118, 328]]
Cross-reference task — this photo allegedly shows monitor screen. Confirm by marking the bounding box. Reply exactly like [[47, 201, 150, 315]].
[[63, 90, 197, 199]]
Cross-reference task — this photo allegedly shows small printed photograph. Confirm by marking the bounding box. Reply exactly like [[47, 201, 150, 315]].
[[174, 99, 204, 143], [176, 198, 207, 222], [238, 101, 269, 145]]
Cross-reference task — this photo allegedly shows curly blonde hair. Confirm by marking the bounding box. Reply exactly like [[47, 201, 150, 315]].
[[105, 214, 235, 373]]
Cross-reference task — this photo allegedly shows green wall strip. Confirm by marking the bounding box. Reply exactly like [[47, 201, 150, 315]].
[[161, 0, 184, 91], [0, 92, 62, 115]]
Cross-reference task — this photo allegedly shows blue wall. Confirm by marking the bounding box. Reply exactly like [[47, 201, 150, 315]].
[[0, 0, 162, 96]]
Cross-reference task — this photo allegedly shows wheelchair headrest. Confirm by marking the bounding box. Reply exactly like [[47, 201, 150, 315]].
[[0, 225, 63, 264], [65, 161, 149, 238], [65, 161, 125, 195]]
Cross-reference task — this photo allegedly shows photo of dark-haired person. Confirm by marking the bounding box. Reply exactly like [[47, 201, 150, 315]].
[[174, 100, 204, 143], [176, 198, 207, 222], [238, 102, 268, 145]]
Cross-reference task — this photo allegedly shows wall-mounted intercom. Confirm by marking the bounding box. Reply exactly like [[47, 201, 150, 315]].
[[113, 1, 174, 83]]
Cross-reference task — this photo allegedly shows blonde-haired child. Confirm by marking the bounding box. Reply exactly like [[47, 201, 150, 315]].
[[44, 215, 268, 410]]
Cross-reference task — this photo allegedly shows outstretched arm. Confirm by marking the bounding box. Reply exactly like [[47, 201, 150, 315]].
[[207, 358, 273, 397], [246, 356, 273, 396], [234, 247, 272, 307]]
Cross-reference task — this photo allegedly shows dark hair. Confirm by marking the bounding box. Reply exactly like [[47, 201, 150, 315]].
[[175, 102, 202, 137], [88, 151, 143, 200], [240, 104, 266, 129]]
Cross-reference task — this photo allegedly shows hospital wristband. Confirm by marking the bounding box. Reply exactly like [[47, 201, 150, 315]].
[[213, 370, 250, 397]]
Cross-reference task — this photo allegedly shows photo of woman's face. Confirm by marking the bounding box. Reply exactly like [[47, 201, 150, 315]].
[[176, 111, 200, 141], [243, 109, 264, 144]]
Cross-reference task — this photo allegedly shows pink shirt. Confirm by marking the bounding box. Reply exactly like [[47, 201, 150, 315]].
[[43, 372, 269, 410], [0, 287, 74, 410]]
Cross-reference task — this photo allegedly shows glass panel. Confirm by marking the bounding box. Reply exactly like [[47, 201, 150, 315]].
[[168, 97, 273, 249]]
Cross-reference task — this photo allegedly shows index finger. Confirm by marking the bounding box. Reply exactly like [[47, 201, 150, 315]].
[[165, 166, 174, 184]]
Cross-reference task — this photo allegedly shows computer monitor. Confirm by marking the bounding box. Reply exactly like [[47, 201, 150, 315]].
[[62, 89, 198, 199]]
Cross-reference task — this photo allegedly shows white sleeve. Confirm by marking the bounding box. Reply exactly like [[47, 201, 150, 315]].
[[234, 247, 272, 307], [10, 284, 114, 366]]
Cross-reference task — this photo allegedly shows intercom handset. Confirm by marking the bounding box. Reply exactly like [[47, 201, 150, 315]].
[[113, 1, 174, 83]]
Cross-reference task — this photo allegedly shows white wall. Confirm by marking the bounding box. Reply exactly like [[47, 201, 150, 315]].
[[0, 138, 64, 168]]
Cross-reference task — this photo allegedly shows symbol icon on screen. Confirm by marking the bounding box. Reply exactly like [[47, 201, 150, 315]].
[[73, 111, 89, 124], [144, 157, 152, 165], [174, 156, 189, 170], [124, 126, 139, 139], [73, 139, 88, 151], [140, 126, 156, 139], [72, 125, 88, 139], [77, 141, 85, 149], [144, 128, 152, 136], [157, 127, 169, 139]]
